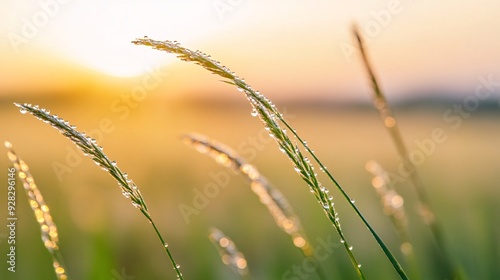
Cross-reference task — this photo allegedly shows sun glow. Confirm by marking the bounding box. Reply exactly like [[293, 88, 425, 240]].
[[12, 1, 223, 77]]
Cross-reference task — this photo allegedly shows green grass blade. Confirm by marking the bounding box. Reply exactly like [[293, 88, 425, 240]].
[[15, 103, 185, 280], [132, 37, 409, 279]]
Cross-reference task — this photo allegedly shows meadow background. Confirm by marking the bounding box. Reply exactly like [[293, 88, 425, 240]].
[[1, 1, 500, 279]]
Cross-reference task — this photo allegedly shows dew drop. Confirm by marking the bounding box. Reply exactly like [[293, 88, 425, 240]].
[[322, 203, 330, 209], [357, 264, 362, 268], [350, 199, 356, 204], [250, 108, 258, 117], [122, 191, 130, 199], [164, 243, 169, 248], [111, 161, 117, 167], [175, 264, 181, 269], [340, 239, 345, 244], [20, 108, 27, 114], [349, 246, 353, 250], [131, 202, 140, 209]]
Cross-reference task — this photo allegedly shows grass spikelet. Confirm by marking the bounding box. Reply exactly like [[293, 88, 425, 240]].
[[182, 133, 312, 255], [209, 227, 249, 278], [366, 160, 409, 245], [5, 141, 68, 280], [365, 161, 421, 279], [133, 37, 409, 279], [14, 103, 184, 280]]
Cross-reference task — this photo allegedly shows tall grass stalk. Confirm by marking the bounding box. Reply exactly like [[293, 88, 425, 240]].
[[133, 37, 408, 279], [183, 133, 328, 280], [352, 25, 462, 279], [15, 103, 184, 280], [209, 227, 250, 279], [182, 133, 312, 255], [5, 141, 68, 280]]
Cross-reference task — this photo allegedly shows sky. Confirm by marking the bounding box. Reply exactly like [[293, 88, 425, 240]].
[[1, 0, 499, 102]]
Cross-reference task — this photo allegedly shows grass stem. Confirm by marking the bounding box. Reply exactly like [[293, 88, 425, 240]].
[[15, 103, 184, 280], [133, 37, 409, 279]]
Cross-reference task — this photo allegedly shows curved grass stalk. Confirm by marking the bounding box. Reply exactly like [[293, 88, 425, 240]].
[[14, 103, 184, 280], [133, 37, 408, 279], [183, 133, 327, 280], [182, 133, 312, 255], [5, 141, 69, 280], [209, 227, 250, 279]]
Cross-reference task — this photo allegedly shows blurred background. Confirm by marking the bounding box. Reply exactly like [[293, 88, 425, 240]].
[[1, 1, 499, 279]]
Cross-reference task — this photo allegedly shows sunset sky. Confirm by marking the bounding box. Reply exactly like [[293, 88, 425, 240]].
[[1, 1, 499, 102]]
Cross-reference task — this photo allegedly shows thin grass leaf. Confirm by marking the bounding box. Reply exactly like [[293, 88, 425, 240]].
[[5, 141, 68, 280], [15, 103, 184, 280], [352, 24, 464, 280], [209, 227, 249, 278], [133, 37, 408, 279]]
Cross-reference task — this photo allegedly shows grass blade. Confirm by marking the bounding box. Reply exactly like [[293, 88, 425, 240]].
[[132, 37, 409, 279], [15, 103, 184, 280], [5, 141, 68, 280]]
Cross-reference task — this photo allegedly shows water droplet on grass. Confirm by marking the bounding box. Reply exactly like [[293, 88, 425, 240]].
[[122, 191, 130, 199], [20, 108, 27, 114]]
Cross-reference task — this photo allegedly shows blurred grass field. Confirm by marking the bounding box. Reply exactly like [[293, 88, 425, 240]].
[[0, 93, 499, 279]]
